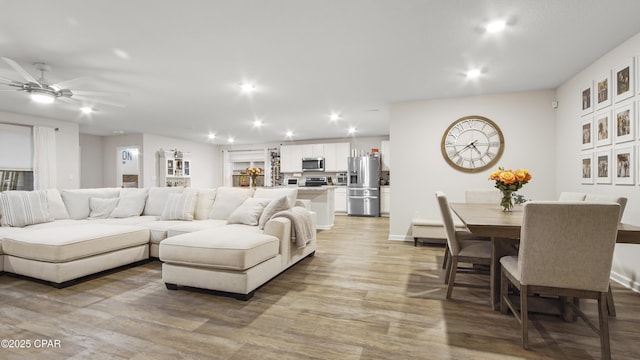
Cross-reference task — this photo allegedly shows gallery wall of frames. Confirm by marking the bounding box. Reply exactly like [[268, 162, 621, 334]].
[[580, 56, 639, 186]]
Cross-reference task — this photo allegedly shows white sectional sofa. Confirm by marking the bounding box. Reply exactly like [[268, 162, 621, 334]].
[[0, 186, 316, 299]]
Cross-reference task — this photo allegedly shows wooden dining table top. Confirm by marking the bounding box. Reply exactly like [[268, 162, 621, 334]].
[[449, 202, 640, 244]]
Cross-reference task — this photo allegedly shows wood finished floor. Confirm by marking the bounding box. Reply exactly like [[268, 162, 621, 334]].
[[1, 216, 640, 359]]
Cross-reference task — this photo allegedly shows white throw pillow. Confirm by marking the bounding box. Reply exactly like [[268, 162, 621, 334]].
[[0, 190, 52, 227], [228, 198, 271, 226], [254, 188, 298, 208], [89, 197, 119, 219], [143, 187, 184, 216], [209, 187, 254, 220], [258, 195, 291, 229], [161, 192, 197, 221], [193, 188, 217, 220], [45, 189, 70, 220], [110, 188, 148, 218]]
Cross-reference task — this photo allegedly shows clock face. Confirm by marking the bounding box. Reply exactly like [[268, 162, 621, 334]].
[[441, 115, 504, 173]]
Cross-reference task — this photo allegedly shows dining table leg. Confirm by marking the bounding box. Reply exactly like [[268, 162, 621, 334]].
[[491, 237, 518, 310]]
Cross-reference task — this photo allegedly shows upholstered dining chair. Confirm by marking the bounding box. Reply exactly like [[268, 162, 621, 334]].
[[435, 191, 492, 299], [500, 201, 620, 360]]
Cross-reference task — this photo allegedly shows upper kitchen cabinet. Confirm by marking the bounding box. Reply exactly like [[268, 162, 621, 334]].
[[302, 144, 324, 158], [324, 142, 350, 172], [380, 140, 390, 171], [280, 144, 302, 173]]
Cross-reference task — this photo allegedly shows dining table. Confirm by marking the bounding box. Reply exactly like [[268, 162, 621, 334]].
[[449, 202, 640, 312]]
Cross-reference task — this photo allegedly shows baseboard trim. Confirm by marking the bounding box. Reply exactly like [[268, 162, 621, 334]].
[[388, 234, 411, 241], [610, 271, 640, 293]]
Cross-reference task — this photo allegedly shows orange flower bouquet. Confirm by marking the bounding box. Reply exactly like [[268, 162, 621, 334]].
[[246, 167, 262, 187], [489, 167, 532, 211]]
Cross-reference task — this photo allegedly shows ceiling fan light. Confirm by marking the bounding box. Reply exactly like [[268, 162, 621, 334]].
[[30, 92, 55, 104]]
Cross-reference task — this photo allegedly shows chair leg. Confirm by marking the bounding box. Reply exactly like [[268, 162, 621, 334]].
[[441, 244, 449, 270], [500, 268, 508, 314], [598, 292, 612, 360], [521, 284, 529, 350], [607, 284, 616, 317], [445, 257, 458, 299]]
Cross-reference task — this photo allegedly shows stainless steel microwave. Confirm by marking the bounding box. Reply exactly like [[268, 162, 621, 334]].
[[302, 157, 325, 172]]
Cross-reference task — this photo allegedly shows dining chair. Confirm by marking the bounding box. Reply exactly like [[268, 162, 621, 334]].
[[465, 188, 501, 204], [499, 201, 620, 360], [435, 191, 492, 299], [584, 194, 627, 316]]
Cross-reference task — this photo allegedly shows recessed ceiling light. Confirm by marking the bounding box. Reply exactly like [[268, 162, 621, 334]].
[[240, 83, 256, 93], [286, 130, 294, 138], [253, 119, 263, 127], [208, 133, 216, 140], [112, 130, 125, 135], [228, 137, 235, 143], [80, 106, 94, 114], [348, 126, 356, 134], [486, 19, 506, 33], [466, 69, 482, 79], [330, 113, 340, 121]]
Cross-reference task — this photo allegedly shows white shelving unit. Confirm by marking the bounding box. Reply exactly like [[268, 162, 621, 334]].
[[158, 149, 191, 187]]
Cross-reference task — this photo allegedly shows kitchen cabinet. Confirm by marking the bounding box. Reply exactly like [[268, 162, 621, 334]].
[[381, 186, 390, 215], [324, 142, 350, 172], [280, 144, 302, 173], [334, 186, 347, 213], [302, 144, 324, 158], [381, 140, 390, 171]]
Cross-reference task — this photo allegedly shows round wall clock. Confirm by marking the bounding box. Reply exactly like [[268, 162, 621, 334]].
[[440, 115, 504, 173]]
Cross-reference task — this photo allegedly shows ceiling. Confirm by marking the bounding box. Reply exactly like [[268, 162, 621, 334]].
[[2, 0, 640, 145]]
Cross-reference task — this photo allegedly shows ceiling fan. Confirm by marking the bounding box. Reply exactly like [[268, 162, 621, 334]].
[[0, 57, 125, 107]]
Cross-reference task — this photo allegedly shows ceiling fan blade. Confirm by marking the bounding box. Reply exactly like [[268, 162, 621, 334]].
[[0, 75, 16, 84], [57, 96, 76, 105], [72, 90, 129, 97], [72, 94, 126, 108], [1, 57, 40, 85], [51, 76, 90, 90]]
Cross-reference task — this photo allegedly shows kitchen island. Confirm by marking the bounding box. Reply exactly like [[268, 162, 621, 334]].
[[296, 186, 336, 230]]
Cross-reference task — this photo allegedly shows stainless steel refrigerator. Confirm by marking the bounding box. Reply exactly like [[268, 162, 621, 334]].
[[347, 156, 381, 217]]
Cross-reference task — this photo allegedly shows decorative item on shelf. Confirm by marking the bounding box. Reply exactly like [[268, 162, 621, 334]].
[[489, 167, 532, 212], [246, 167, 262, 188]]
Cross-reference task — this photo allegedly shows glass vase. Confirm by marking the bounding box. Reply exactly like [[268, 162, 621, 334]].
[[251, 176, 257, 188], [500, 190, 514, 212]]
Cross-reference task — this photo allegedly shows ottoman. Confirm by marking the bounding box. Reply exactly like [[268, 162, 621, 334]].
[[2, 224, 150, 286], [159, 227, 282, 300]]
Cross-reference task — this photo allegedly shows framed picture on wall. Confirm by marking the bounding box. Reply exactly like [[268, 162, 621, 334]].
[[581, 81, 594, 116], [581, 153, 594, 184], [596, 150, 611, 184], [614, 58, 634, 103], [595, 110, 612, 147], [581, 117, 593, 149], [614, 146, 635, 185], [595, 71, 612, 110], [614, 102, 634, 144]]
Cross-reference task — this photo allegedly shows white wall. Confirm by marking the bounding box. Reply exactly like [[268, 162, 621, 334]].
[[556, 31, 640, 291], [389, 90, 557, 240], [0, 111, 79, 189], [142, 133, 222, 188], [79, 134, 103, 188]]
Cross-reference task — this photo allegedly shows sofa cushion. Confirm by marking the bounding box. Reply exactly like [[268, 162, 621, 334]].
[[165, 219, 228, 237], [254, 188, 298, 208], [161, 192, 197, 221], [2, 224, 150, 262], [159, 227, 279, 271], [61, 188, 121, 219], [258, 195, 290, 230], [46, 189, 70, 220], [209, 187, 254, 220], [143, 187, 184, 216], [89, 197, 119, 219], [110, 188, 148, 218], [228, 198, 270, 226], [0, 190, 52, 227], [193, 188, 217, 220]]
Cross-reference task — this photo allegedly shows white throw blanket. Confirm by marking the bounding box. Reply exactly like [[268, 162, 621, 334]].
[[271, 207, 314, 248]]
